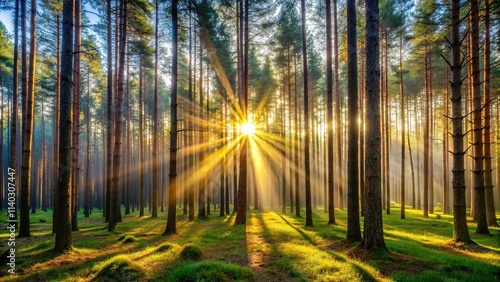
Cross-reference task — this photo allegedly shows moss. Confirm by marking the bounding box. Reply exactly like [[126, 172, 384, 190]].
[[180, 244, 202, 261], [92, 256, 144, 282], [118, 235, 137, 244], [155, 243, 174, 253]]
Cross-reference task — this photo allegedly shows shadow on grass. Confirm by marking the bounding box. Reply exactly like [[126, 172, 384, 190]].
[[278, 214, 315, 245]]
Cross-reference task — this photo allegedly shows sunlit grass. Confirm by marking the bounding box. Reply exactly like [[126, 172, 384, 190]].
[[0, 206, 498, 281]]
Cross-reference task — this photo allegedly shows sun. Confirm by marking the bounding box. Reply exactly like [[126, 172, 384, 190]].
[[240, 122, 256, 136]]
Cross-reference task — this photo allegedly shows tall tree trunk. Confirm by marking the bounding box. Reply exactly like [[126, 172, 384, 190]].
[[19, 0, 36, 238], [470, 0, 489, 235], [360, 55, 366, 216], [399, 10, 405, 219], [124, 49, 130, 215], [71, 0, 81, 232], [423, 42, 429, 218], [139, 59, 145, 217], [450, 0, 472, 243], [54, 0, 74, 252], [188, 10, 195, 222], [280, 70, 286, 215], [483, 0, 497, 227], [105, 0, 113, 222], [363, 0, 386, 251], [164, 0, 178, 234], [301, 0, 313, 227], [18, 0, 28, 236], [443, 69, 450, 215], [84, 67, 91, 218], [52, 2, 61, 232], [384, 29, 390, 215], [326, 0, 335, 224], [152, 0, 159, 219], [235, 0, 249, 225], [11, 0, 19, 224], [346, 0, 360, 241], [198, 33, 206, 218], [334, 0, 342, 211], [109, 0, 127, 231], [408, 94, 416, 210], [294, 54, 300, 217]]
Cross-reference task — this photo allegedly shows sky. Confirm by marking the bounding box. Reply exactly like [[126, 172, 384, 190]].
[[0, 4, 100, 37], [0, 9, 14, 34]]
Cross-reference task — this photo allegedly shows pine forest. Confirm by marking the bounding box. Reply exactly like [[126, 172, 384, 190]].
[[0, 0, 498, 280]]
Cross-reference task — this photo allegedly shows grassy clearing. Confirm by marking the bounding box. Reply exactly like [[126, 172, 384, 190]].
[[0, 205, 498, 281]]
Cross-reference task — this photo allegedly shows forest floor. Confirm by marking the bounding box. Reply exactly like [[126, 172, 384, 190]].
[[0, 205, 498, 281]]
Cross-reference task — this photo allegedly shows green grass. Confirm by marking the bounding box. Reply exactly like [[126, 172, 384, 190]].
[[168, 261, 254, 282], [0, 205, 497, 281]]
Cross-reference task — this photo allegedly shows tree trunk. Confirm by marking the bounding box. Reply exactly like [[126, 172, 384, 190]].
[[334, 0, 342, 212], [198, 31, 206, 219], [18, 0, 30, 238], [294, 54, 300, 217], [235, 0, 249, 225], [11, 0, 19, 225], [188, 10, 195, 222], [71, 0, 81, 232], [326, 0, 335, 224], [84, 66, 91, 218], [52, 2, 60, 231], [408, 93, 416, 210], [423, 42, 429, 218], [139, 59, 145, 217], [483, 0, 498, 227], [443, 69, 450, 215], [152, 0, 159, 219], [109, 0, 127, 231], [450, 0, 472, 243], [400, 13, 405, 219], [363, 0, 386, 251], [164, 0, 178, 234], [470, 0, 489, 235], [124, 48, 130, 215], [301, 0, 313, 228], [360, 52, 366, 216], [346, 0, 360, 241], [54, 0, 74, 252], [105, 0, 113, 223]]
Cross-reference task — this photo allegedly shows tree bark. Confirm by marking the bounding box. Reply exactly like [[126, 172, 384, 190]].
[[346, 0, 360, 241], [470, 0, 489, 235], [19, 0, 37, 238], [71, 0, 81, 232], [105, 0, 113, 222], [326, 0, 335, 225], [109, 0, 127, 231], [363, 0, 386, 251], [18, 0, 30, 238], [399, 9, 405, 219], [54, 0, 74, 252], [300, 0, 313, 227], [152, 0, 159, 219], [450, 0, 472, 243], [423, 42, 429, 218], [52, 2, 60, 232], [188, 10, 195, 222], [334, 0, 342, 211], [165, 0, 178, 234], [235, 0, 249, 225], [11, 0, 19, 224], [139, 58, 145, 217], [483, 0, 498, 227], [84, 66, 91, 218]]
